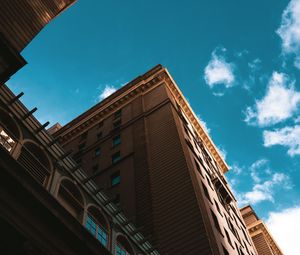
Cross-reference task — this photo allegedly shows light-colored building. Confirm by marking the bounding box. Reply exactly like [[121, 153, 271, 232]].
[[240, 205, 284, 255]]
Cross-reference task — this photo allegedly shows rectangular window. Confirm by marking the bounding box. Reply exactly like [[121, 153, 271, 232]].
[[113, 135, 121, 147], [113, 119, 121, 129], [80, 132, 87, 140], [206, 174, 214, 190], [95, 147, 101, 156], [92, 164, 99, 173], [114, 109, 122, 119], [78, 142, 86, 151], [97, 132, 103, 140], [194, 159, 204, 177], [211, 209, 222, 234], [0, 127, 15, 153], [202, 182, 212, 203], [98, 121, 103, 128], [112, 151, 121, 164], [86, 216, 108, 247], [116, 244, 129, 255], [111, 172, 120, 186], [224, 228, 233, 247], [222, 245, 230, 255], [214, 199, 222, 216]]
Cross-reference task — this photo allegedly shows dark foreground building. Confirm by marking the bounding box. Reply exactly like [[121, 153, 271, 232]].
[[0, 0, 76, 83], [55, 65, 258, 255], [0, 83, 159, 254], [241, 206, 283, 255]]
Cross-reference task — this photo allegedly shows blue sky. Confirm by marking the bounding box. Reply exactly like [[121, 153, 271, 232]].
[[7, 0, 300, 253]]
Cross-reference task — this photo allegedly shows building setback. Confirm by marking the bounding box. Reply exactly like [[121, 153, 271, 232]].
[[0, 0, 76, 82], [55, 65, 259, 255], [241, 205, 284, 255], [0, 83, 159, 254]]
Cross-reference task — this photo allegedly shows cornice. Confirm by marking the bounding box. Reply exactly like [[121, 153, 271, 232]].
[[57, 66, 229, 173], [248, 221, 283, 255]]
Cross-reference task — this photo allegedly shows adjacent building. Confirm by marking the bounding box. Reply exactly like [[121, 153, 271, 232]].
[[0, 0, 76, 82], [0, 83, 159, 254], [55, 65, 258, 255], [241, 205, 284, 255]]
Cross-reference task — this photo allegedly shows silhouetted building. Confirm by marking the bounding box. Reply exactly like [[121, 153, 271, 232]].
[[0, 0, 76, 82], [55, 65, 258, 255], [241, 205, 283, 255], [0, 83, 159, 254]]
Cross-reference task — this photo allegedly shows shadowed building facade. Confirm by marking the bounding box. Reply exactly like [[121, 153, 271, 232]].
[[0, 83, 159, 255], [0, 0, 76, 82], [240, 205, 283, 255], [55, 65, 258, 255]]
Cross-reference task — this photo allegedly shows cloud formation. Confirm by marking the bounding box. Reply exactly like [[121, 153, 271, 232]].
[[266, 206, 300, 255], [244, 72, 300, 126], [239, 172, 291, 205], [264, 125, 300, 156], [277, 0, 300, 68], [231, 159, 292, 206], [204, 48, 235, 89], [98, 85, 117, 101]]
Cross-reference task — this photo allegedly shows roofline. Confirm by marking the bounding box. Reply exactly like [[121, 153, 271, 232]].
[[55, 64, 229, 173]]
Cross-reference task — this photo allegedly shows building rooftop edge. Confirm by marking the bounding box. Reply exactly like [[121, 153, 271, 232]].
[[55, 64, 229, 173]]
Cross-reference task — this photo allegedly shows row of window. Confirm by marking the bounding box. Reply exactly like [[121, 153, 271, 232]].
[[79, 109, 122, 143], [78, 134, 121, 153], [58, 179, 132, 254]]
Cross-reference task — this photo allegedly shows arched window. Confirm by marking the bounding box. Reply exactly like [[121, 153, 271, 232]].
[[85, 206, 109, 248], [57, 179, 84, 221], [18, 141, 52, 185], [116, 235, 134, 255], [0, 108, 21, 153]]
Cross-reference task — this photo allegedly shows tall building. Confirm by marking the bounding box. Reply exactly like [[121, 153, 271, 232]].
[[0, 0, 76, 82], [55, 65, 258, 255], [241, 205, 283, 255], [0, 83, 159, 254]]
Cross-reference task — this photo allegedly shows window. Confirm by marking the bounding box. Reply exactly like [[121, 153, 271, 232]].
[[113, 119, 121, 129], [86, 216, 108, 247], [116, 243, 130, 255], [97, 132, 103, 140], [95, 148, 101, 156], [214, 199, 222, 216], [112, 151, 121, 164], [80, 132, 87, 140], [222, 245, 230, 255], [92, 164, 99, 173], [98, 121, 103, 128], [0, 127, 15, 152], [114, 110, 122, 119], [113, 135, 121, 147], [111, 172, 120, 186], [206, 174, 214, 190], [224, 228, 233, 247], [78, 143, 86, 151], [194, 159, 204, 177], [202, 182, 212, 203], [211, 209, 222, 234]]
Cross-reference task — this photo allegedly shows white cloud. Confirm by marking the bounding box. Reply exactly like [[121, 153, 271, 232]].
[[277, 0, 300, 68], [266, 206, 300, 255], [263, 125, 300, 156], [98, 85, 117, 101], [204, 48, 235, 88], [239, 172, 291, 205], [249, 159, 268, 183], [244, 72, 300, 126]]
